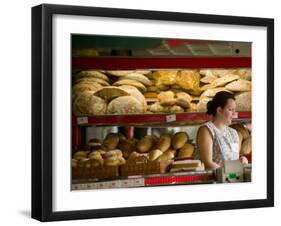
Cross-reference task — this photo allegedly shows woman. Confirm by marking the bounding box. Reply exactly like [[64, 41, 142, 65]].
[[196, 91, 248, 170]]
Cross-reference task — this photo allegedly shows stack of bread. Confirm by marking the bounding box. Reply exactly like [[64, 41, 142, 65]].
[[198, 69, 252, 112], [72, 68, 252, 115], [230, 123, 252, 156]]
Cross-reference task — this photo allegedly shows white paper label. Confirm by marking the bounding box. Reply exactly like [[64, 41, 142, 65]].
[[77, 117, 88, 125], [166, 114, 176, 122], [232, 112, 238, 119]]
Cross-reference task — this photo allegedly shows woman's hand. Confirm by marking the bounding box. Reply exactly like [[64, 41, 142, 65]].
[[239, 156, 248, 164]]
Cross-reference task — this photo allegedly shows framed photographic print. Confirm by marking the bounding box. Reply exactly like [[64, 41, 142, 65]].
[[32, 3, 274, 222]]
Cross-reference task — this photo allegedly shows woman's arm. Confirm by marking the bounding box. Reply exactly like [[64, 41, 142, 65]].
[[197, 126, 221, 170]]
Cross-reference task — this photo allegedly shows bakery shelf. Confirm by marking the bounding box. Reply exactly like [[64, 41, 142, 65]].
[[72, 56, 251, 70], [72, 111, 251, 126], [71, 170, 215, 190]]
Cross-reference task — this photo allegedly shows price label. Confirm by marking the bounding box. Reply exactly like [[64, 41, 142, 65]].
[[232, 112, 238, 119], [166, 114, 176, 122], [77, 117, 88, 125]]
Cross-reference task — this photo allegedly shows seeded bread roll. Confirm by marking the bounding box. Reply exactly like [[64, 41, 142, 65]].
[[172, 132, 189, 149]]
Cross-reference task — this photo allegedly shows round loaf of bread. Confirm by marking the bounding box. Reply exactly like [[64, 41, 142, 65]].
[[107, 96, 144, 114], [73, 91, 107, 115], [75, 70, 109, 81], [172, 132, 189, 149], [137, 136, 154, 153], [103, 133, 120, 150], [149, 149, 163, 161], [94, 86, 130, 102], [156, 134, 172, 152], [178, 143, 194, 158]]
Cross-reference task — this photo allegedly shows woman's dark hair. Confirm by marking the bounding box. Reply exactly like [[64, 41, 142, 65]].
[[206, 91, 235, 116]]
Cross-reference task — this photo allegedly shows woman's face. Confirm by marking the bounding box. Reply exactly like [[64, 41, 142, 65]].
[[217, 99, 236, 125]]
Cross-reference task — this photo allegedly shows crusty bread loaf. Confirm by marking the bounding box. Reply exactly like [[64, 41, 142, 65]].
[[75, 70, 109, 81], [102, 133, 120, 150], [157, 91, 176, 106], [120, 73, 152, 86], [225, 79, 252, 92], [156, 134, 172, 152], [235, 91, 251, 111], [177, 143, 194, 158], [137, 136, 155, 153], [172, 132, 189, 149], [149, 149, 163, 161], [209, 74, 239, 88], [73, 91, 107, 115], [113, 79, 147, 92], [107, 96, 144, 114], [93, 86, 130, 101]]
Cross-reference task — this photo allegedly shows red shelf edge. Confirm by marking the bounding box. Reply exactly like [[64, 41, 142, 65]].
[[72, 112, 251, 126], [72, 57, 251, 70]]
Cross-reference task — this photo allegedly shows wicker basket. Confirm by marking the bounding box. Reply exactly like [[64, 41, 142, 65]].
[[72, 166, 119, 180], [120, 161, 171, 177]]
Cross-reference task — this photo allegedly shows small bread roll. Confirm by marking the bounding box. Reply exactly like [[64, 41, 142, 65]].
[[104, 157, 120, 166], [73, 151, 88, 160], [157, 91, 176, 106], [156, 150, 175, 161], [149, 149, 163, 161], [90, 158, 103, 168], [178, 143, 194, 158], [104, 150, 118, 159], [103, 133, 120, 150], [156, 134, 172, 152], [118, 157, 126, 165], [137, 136, 154, 153], [88, 151, 103, 161], [172, 132, 189, 149]]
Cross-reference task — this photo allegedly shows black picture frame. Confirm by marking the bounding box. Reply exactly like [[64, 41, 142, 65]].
[[32, 3, 274, 222]]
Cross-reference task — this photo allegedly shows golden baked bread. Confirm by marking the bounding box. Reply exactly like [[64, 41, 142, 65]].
[[176, 70, 200, 91], [117, 139, 136, 158], [172, 132, 189, 149], [113, 79, 147, 93], [103, 133, 120, 150], [211, 69, 236, 77], [137, 136, 155, 153], [107, 96, 144, 114], [235, 91, 251, 111], [144, 92, 158, 99], [149, 102, 166, 113], [72, 82, 102, 100], [157, 91, 176, 106], [93, 86, 130, 102], [168, 105, 184, 113], [200, 87, 232, 100], [73, 91, 107, 115], [235, 69, 251, 81], [225, 79, 252, 92], [147, 86, 159, 92], [209, 74, 239, 88], [176, 92, 192, 108], [106, 70, 135, 76], [75, 70, 109, 81], [156, 150, 174, 161], [156, 134, 172, 152], [148, 149, 163, 161], [200, 74, 218, 84], [240, 136, 252, 155], [119, 85, 147, 112], [230, 123, 250, 140], [153, 70, 178, 86], [104, 157, 120, 166], [120, 73, 152, 86], [75, 77, 110, 86], [196, 97, 212, 112], [177, 143, 194, 158]]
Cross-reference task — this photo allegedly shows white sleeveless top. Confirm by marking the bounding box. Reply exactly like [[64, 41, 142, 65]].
[[203, 121, 240, 165]]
